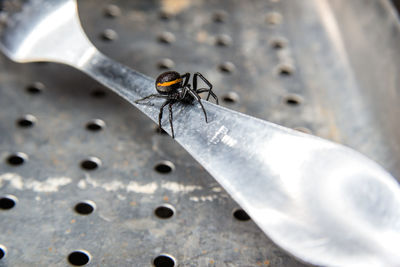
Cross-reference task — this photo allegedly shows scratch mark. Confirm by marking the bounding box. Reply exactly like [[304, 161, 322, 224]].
[[161, 182, 202, 193], [126, 181, 158, 194], [190, 195, 219, 202], [0, 173, 23, 190], [221, 134, 237, 147], [25, 177, 72, 192], [0, 173, 71, 192], [210, 126, 229, 144]]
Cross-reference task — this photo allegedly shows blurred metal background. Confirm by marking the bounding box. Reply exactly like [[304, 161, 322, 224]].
[[1, 0, 400, 266]]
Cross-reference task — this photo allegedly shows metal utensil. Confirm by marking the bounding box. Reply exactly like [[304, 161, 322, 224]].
[[1, 1, 400, 266]]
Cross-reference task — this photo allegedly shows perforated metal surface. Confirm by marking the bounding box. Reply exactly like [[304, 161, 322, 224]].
[[1, 0, 400, 266]]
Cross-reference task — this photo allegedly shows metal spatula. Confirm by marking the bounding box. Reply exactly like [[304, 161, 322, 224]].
[[1, 1, 400, 266]]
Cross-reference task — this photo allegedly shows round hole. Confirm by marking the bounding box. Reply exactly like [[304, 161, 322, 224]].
[[104, 4, 121, 18], [266, 12, 282, 25], [68, 250, 91, 266], [74, 201, 95, 215], [0, 195, 17, 210], [101, 29, 118, 41], [0, 245, 7, 260], [233, 208, 251, 221], [80, 157, 101, 171], [159, 10, 173, 20], [158, 32, 175, 44], [17, 114, 37, 128], [154, 161, 175, 174], [90, 89, 106, 98], [215, 34, 232, 47], [153, 254, 176, 267], [277, 64, 294, 76], [270, 38, 286, 49], [218, 61, 235, 73], [212, 10, 227, 23], [284, 94, 303, 106], [157, 58, 175, 70], [294, 127, 312, 134], [86, 119, 105, 132], [222, 92, 239, 104], [155, 204, 175, 219], [6, 153, 27, 166], [26, 82, 45, 94]]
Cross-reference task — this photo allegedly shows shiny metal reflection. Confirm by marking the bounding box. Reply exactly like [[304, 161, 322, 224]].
[[1, 1, 400, 266]]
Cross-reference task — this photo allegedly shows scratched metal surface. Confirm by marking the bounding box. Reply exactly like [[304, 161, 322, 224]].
[[1, 0, 400, 266]]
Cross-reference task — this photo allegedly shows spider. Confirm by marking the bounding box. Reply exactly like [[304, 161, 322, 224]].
[[135, 71, 219, 138]]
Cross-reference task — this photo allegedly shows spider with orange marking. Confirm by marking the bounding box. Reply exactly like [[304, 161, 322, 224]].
[[135, 71, 219, 138]]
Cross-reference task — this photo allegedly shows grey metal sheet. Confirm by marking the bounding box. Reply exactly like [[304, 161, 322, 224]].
[[1, 0, 399, 266]]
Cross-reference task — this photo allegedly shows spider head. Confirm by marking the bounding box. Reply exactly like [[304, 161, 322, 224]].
[[155, 71, 183, 94]]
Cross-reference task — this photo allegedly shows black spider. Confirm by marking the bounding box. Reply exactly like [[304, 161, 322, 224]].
[[135, 71, 219, 138]]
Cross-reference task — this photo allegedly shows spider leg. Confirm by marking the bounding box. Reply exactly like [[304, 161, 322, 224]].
[[196, 88, 219, 105], [135, 94, 169, 103], [193, 72, 218, 104], [158, 100, 171, 132], [186, 87, 208, 123], [180, 73, 191, 87], [168, 102, 175, 138]]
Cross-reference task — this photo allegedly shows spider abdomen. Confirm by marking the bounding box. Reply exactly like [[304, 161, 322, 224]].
[[155, 71, 182, 94]]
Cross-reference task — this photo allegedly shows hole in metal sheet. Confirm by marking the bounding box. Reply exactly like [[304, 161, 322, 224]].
[[266, 12, 282, 25], [294, 127, 312, 134], [219, 61, 235, 73], [86, 119, 105, 132], [233, 208, 251, 221], [6, 153, 27, 166], [26, 82, 44, 94], [153, 254, 176, 267], [284, 94, 303, 106], [277, 64, 294, 76], [80, 157, 101, 171], [74, 201, 95, 215], [68, 250, 91, 266], [101, 29, 118, 41], [212, 10, 227, 23], [158, 32, 175, 44], [222, 92, 239, 104], [0, 245, 6, 259], [215, 34, 232, 47], [0, 195, 17, 210], [270, 38, 286, 49], [157, 58, 175, 70], [90, 89, 107, 98], [17, 114, 37, 128], [159, 10, 173, 20], [154, 161, 174, 174], [104, 4, 121, 18], [155, 204, 175, 219]]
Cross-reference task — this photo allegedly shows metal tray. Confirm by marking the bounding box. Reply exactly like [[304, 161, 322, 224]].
[[0, 0, 399, 266]]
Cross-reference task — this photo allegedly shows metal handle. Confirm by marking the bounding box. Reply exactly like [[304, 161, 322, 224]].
[[79, 49, 400, 267]]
